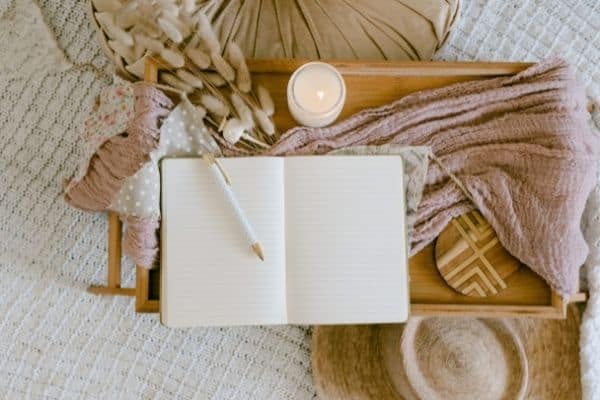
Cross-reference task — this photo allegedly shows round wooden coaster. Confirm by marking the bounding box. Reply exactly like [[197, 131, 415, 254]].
[[434, 211, 520, 297]]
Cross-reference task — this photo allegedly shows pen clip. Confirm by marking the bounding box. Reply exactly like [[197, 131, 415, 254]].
[[202, 154, 231, 185]]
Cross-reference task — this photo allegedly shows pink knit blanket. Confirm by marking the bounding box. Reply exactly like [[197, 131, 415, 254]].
[[219, 58, 598, 295]]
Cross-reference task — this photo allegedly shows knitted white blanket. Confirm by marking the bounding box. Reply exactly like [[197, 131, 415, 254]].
[[1, 0, 598, 398]]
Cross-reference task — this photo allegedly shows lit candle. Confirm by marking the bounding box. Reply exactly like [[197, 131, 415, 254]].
[[287, 62, 346, 128]]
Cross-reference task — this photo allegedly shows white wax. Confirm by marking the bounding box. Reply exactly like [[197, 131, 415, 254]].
[[287, 62, 346, 128]]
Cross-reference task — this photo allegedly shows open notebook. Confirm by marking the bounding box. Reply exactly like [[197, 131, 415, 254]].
[[160, 156, 409, 327]]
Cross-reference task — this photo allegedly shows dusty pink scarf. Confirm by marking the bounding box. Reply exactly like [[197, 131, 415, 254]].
[[218, 58, 598, 295]]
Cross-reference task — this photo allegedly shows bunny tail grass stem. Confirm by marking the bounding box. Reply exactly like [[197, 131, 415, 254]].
[[227, 84, 277, 143], [203, 116, 265, 151], [241, 133, 270, 149], [218, 116, 227, 132], [230, 84, 261, 110], [148, 82, 186, 97], [185, 62, 229, 105], [236, 138, 256, 151]]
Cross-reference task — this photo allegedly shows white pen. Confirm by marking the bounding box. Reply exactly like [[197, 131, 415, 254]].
[[201, 154, 264, 261]]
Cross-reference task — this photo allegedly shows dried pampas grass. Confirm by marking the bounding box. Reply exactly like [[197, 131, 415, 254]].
[[158, 17, 183, 43], [156, 0, 178, 15], [201, 94, 229, 118], [254, 109, 275, 136], [176, 69, 204, 88], [136, 17, 161, 38], [132, 42, 146, 60], [195, 105, 207, 119], [257, 85, 275, 116], [203, 72, 227, 87], [125, 56, 147, 79], [92, 0, 278, 150], [160, 47, 185, 68], [162, 13, 191, 38], [211, 53, 235, 82], [186, 48, 211, 69], [223, 118, 245, 144], [182, 0, 196, 14], [160, 73, 194, 93], [134, 33, 164, 53], [196, 12, 220, 54], [115, 8, 138, 29], [92, 0, 121, 13], [108, 40, 136, 64], [235, 63, 251, 93], [227, 43, 251, 92], [96, 12, 134, 46], [231, 93, 254, 129], [226, 42, 245, 68]]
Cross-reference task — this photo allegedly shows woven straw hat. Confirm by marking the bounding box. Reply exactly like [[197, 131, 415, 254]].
[[312, 305, 581, 400]]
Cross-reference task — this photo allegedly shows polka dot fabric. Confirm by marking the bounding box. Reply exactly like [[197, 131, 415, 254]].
[[109, 97, 221, 218]]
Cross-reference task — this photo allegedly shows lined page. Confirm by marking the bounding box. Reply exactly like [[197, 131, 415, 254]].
[[284, 156, 408, 324], [161, 157, 286, 327]]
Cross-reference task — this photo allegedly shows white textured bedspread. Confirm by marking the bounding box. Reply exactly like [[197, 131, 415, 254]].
[[0, 0, 598, 398]]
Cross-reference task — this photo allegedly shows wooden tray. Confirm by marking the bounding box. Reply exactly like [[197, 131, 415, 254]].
[[91, 58, 586, 318]]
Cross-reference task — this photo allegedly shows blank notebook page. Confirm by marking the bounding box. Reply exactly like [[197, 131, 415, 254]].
[[161, 157, 287, 327], [284, 156, 408, 324]]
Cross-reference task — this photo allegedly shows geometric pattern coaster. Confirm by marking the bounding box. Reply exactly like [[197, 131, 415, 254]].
[[434, 211, 521, 297]]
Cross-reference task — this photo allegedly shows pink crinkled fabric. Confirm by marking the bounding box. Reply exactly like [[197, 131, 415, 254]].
[[218, 58, 600, 296], [121, 215, 161, 269], [65, 83, 173, 211]]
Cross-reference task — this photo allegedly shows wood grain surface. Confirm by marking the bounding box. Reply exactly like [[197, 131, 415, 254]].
[[435, 211, 521, 297]]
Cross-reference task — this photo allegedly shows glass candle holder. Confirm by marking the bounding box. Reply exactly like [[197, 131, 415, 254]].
[[287, 62, 346, 128]]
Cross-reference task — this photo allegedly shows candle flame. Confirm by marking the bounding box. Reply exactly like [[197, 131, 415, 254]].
[[316, 90, 325, 100]]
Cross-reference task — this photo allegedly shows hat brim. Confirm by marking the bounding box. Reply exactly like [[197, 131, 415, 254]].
[[312, 305, 581, 400], [312, 325, 404, 400]]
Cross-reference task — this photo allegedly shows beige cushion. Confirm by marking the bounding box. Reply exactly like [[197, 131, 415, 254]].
[[201, 0, 461, 60]]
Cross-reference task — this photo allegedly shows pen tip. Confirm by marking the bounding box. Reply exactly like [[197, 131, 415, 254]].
[[251, 243, 265, 261]]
